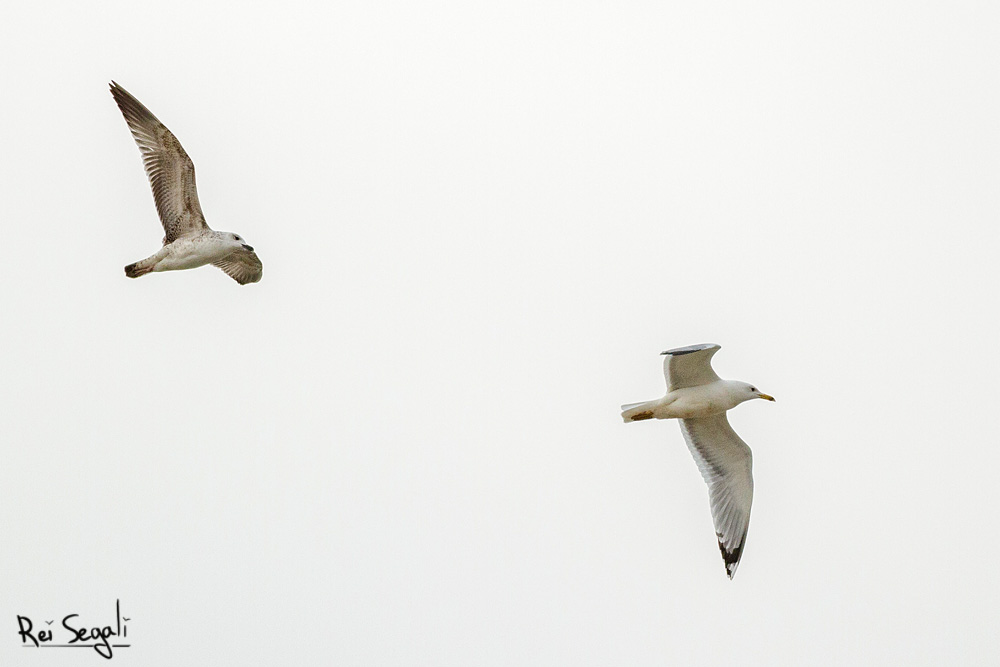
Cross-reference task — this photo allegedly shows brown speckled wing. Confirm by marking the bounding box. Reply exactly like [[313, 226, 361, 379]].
[[110, 81, 209, 243], [213, 247, 263, 285]]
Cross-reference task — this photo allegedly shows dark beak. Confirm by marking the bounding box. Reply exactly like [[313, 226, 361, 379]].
[[242, 244, 254, 252]]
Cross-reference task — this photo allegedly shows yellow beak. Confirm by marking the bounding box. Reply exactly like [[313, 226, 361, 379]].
[[759, 393, 776, 402]]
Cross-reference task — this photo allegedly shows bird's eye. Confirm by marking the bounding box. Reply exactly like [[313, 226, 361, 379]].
[[750, 387, 757, 392]]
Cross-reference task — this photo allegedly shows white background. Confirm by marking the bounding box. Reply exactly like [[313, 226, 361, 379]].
[[1, 1, 998, 664]]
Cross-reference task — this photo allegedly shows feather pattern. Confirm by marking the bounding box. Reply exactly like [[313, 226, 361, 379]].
[[110, 81, 208, 243], [213, 248, 263, 284], [678, 413, 754, 579], [662, 343, 722, 392]]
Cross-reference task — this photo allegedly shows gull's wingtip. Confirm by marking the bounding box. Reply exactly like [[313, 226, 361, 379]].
[[661, 343, 721, 356], [108, 81, 136, 102], [719, 537, 744, 580]]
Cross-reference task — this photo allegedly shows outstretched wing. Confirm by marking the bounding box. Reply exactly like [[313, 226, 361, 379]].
[[678, 413, 754, 579], [110, 81, 209, 242], [213, 247, 263, 285], [662, 343, 721, 391]]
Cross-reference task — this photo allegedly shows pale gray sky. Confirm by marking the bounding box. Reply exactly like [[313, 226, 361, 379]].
[[1, 0, 998, 664]]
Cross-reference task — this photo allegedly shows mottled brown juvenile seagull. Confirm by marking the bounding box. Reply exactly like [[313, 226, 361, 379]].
[[110, 81, 262, 284]]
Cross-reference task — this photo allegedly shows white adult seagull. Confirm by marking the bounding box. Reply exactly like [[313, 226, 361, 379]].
[[621, 343, 775, 579], [110, 81, 262, 284]]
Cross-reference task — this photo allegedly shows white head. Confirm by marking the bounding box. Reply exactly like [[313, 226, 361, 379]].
[[225, 232, 254, 252], [736, 381, 775, 404]]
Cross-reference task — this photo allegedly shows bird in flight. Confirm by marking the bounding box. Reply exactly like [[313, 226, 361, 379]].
[[110, 81, 262, 284], [622, 343, 775, 579]]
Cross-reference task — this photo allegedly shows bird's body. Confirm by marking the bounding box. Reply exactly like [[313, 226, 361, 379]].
[[622, 380, 754, 421], [621, 343, 775, 579], [110, 81, 263, 284], [125, 233, 241, 276]]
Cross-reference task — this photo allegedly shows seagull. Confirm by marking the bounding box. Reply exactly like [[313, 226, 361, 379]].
[[110, 81, 262, 284], [621, 343, 775, 579]]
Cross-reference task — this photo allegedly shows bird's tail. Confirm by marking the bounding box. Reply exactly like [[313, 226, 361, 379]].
[[621, 401, 656, 422], [124, 258, 155, 279]]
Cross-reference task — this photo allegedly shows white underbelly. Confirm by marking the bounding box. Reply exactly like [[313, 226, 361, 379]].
[[654, 390, 731, 419], [155, 239, 226, 272], [157, 254, 212, 271]]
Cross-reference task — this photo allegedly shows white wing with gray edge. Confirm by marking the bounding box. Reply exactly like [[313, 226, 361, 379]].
[[678, 413, 753, 579], [662, 343, 721, 391]]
